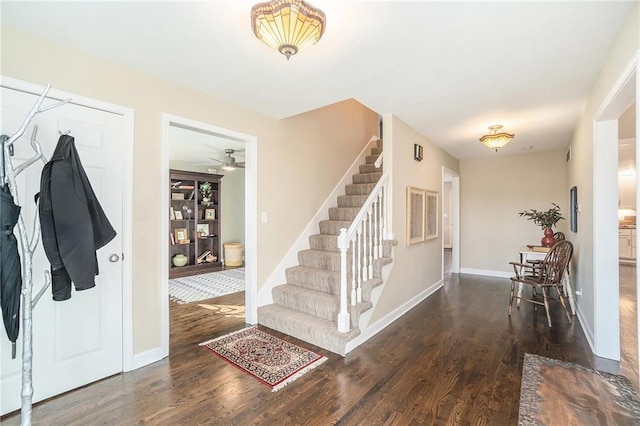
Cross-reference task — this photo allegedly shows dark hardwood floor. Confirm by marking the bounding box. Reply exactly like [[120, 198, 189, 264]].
[[2, 265, 609, 425], [620, 262, 639, 390]]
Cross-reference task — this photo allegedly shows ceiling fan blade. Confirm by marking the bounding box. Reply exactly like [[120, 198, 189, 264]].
[[236, 162, 246, 168]]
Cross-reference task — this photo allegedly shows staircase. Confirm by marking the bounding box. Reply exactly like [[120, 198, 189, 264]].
[[258, 139, 396, 355]]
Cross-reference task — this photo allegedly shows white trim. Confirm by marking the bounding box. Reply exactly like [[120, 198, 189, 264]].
[[442, 167, 460, 276], [161, 114, 259, 353], [344, 279, 443, 354], [459, 268, 512, 278], [592, 53, 637, 361], [130, 346, 166, 371], [259, 136, 379, 306], [575, 303, 595, 357], [0, 76, 136, 372]]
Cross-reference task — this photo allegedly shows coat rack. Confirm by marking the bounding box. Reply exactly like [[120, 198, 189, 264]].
[[2, 84, 70, 426]]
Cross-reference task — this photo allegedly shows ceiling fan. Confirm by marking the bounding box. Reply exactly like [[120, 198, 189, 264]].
[[209, 149, 245, 170]]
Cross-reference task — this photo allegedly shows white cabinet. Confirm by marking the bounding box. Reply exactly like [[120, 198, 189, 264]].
[[619, 228, 636, 259]]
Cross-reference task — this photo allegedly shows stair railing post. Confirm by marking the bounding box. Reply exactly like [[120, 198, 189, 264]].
[[353, 228, 360, 305], [337, 228, 350, 332]]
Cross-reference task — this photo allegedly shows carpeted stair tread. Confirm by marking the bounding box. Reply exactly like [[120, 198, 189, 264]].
[[345, 183, 377, 195], [273, 284, 338, 321], [352, 172, 382, 184], [370, 147, 382, 156], [359, 164, 382, 174], [309, 234, 340, 251], [337, 194, 369, 208], [285, 265, 343, 294], [258, 304, 360, 356], [328, 207, 361, 221], [365, 155, 379, 164], [298, 249, 343, 271], [319, 220, 353, 235]]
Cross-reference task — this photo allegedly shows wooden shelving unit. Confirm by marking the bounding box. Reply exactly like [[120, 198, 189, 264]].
[[169, 169, 223, 278]]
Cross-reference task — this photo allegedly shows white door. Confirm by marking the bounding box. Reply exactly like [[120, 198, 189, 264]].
[[0, 87, 124, 415]]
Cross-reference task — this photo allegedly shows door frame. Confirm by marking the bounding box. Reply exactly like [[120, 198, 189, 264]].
[[442, 166, 460, 276], [592, 53, 637, 362], [0, 75, 135, 371], [160, 113, 258, 355]]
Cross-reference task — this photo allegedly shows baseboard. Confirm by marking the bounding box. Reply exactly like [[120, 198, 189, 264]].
[[575, 303, 595, 356], [460, 267, 511, 278], [128, 346, 167, 372], [344, 279, 443, 354]]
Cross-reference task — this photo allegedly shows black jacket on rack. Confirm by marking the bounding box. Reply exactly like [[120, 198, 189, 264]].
[[39, 134, 116, 301]]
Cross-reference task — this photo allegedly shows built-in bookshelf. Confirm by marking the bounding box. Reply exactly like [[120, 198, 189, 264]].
[[169, 169, 223, 278]]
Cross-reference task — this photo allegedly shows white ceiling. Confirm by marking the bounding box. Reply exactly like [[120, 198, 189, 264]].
[[1, 1, 635, 159]]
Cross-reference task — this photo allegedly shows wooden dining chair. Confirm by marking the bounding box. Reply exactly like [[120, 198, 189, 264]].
[[553, 231, 566, 241], [508, 241, 573, 327]]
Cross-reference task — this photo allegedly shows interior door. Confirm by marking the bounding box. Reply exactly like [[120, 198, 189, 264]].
[[0, 87, 124, 415]]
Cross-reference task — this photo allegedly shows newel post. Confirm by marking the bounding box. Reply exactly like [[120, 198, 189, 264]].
[[337, 228, 350, 332]]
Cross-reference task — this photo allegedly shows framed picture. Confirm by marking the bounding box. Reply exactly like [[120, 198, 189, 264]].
[[174, 228, 188, 243], [570, 186, 578, 232], [171, 192, 185, 200], [169, 206, 175, 220], [406, 186, 426, 245], [426, 190, 439, 240], [174, 210, 183, 220], [414, 144, 423, 161], [196, 223, 210, 237], [205, 209, 216, 220]]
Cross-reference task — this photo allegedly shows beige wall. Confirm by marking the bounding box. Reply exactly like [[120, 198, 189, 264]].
[[371, 116, 459, 321], [1, 25, 378, 354], [566, 5, 639, 338], [460, 150, 567, 274]]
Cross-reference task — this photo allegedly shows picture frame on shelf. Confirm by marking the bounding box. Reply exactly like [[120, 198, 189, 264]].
[[205, 209, 216, 220], [197, 223, 210, 237], [174, 228, 188, 242], [170, 206, 175, 220], [174, 210, 183, 220], [171, 192, 185, 200]]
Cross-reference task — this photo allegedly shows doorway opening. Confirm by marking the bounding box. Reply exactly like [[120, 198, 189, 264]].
[[442, 167, 460, 279], [161, 114, 257, 356]]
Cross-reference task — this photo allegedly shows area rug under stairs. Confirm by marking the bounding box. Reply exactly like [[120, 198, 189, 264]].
[[258, 139, 396, 355], [519, 353, 640, 424]]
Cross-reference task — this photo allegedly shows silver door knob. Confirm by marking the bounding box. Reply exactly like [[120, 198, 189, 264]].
[[109, 253, 120, 263]]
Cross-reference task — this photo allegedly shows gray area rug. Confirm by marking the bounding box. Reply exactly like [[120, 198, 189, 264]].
[[519, 353, 640, 425], [169, 268, 245, 304]]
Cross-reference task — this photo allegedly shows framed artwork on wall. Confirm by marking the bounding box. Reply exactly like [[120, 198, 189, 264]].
[[406, 186, 426, 245], [570, 186, 578, 232], [414, 143, 423, 161], [426, 190, 439, 240]]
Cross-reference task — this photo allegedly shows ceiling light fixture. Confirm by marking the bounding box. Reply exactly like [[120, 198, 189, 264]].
[[479, 125, 515, 152], [251, 0, 326, 60]]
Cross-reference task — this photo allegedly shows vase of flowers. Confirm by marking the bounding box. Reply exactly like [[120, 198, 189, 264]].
[[518, 203, 564, 247], [200, 182, 212, 205]]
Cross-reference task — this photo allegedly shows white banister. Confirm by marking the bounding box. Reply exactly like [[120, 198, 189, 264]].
[[336, 139, 390, 332]]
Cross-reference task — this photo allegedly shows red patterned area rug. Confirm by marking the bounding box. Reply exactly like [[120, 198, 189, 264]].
[[519, 353, 640, 425], [200, 326, 327, 392]]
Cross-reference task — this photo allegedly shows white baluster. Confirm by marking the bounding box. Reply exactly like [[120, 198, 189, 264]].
[[351, 233, 358, 306], [367, 208, 373, 279], [373, 198, 379, 260], [337, 228, 350, 332], [359, 221, 365, 303]]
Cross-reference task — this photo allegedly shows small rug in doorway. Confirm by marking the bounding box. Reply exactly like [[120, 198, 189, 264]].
[[169, 268, 245, 304], [200, 326, 327, 392], [519, 353, 640, 425]]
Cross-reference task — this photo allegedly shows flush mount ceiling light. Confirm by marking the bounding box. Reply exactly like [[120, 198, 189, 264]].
[[251, 0, 326, 60], [479, 125, 515, 152]]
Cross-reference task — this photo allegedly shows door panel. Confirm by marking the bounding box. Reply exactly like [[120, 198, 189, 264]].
[[0, 87, 124, 415]]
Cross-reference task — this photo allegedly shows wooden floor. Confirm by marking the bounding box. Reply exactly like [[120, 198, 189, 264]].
[[620, 262, 639, 390], [2, 264, 612, 425]]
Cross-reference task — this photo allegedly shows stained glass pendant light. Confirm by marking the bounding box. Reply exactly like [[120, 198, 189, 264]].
[[251, 0, 326, 60], [479, 125, 515, 152]]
